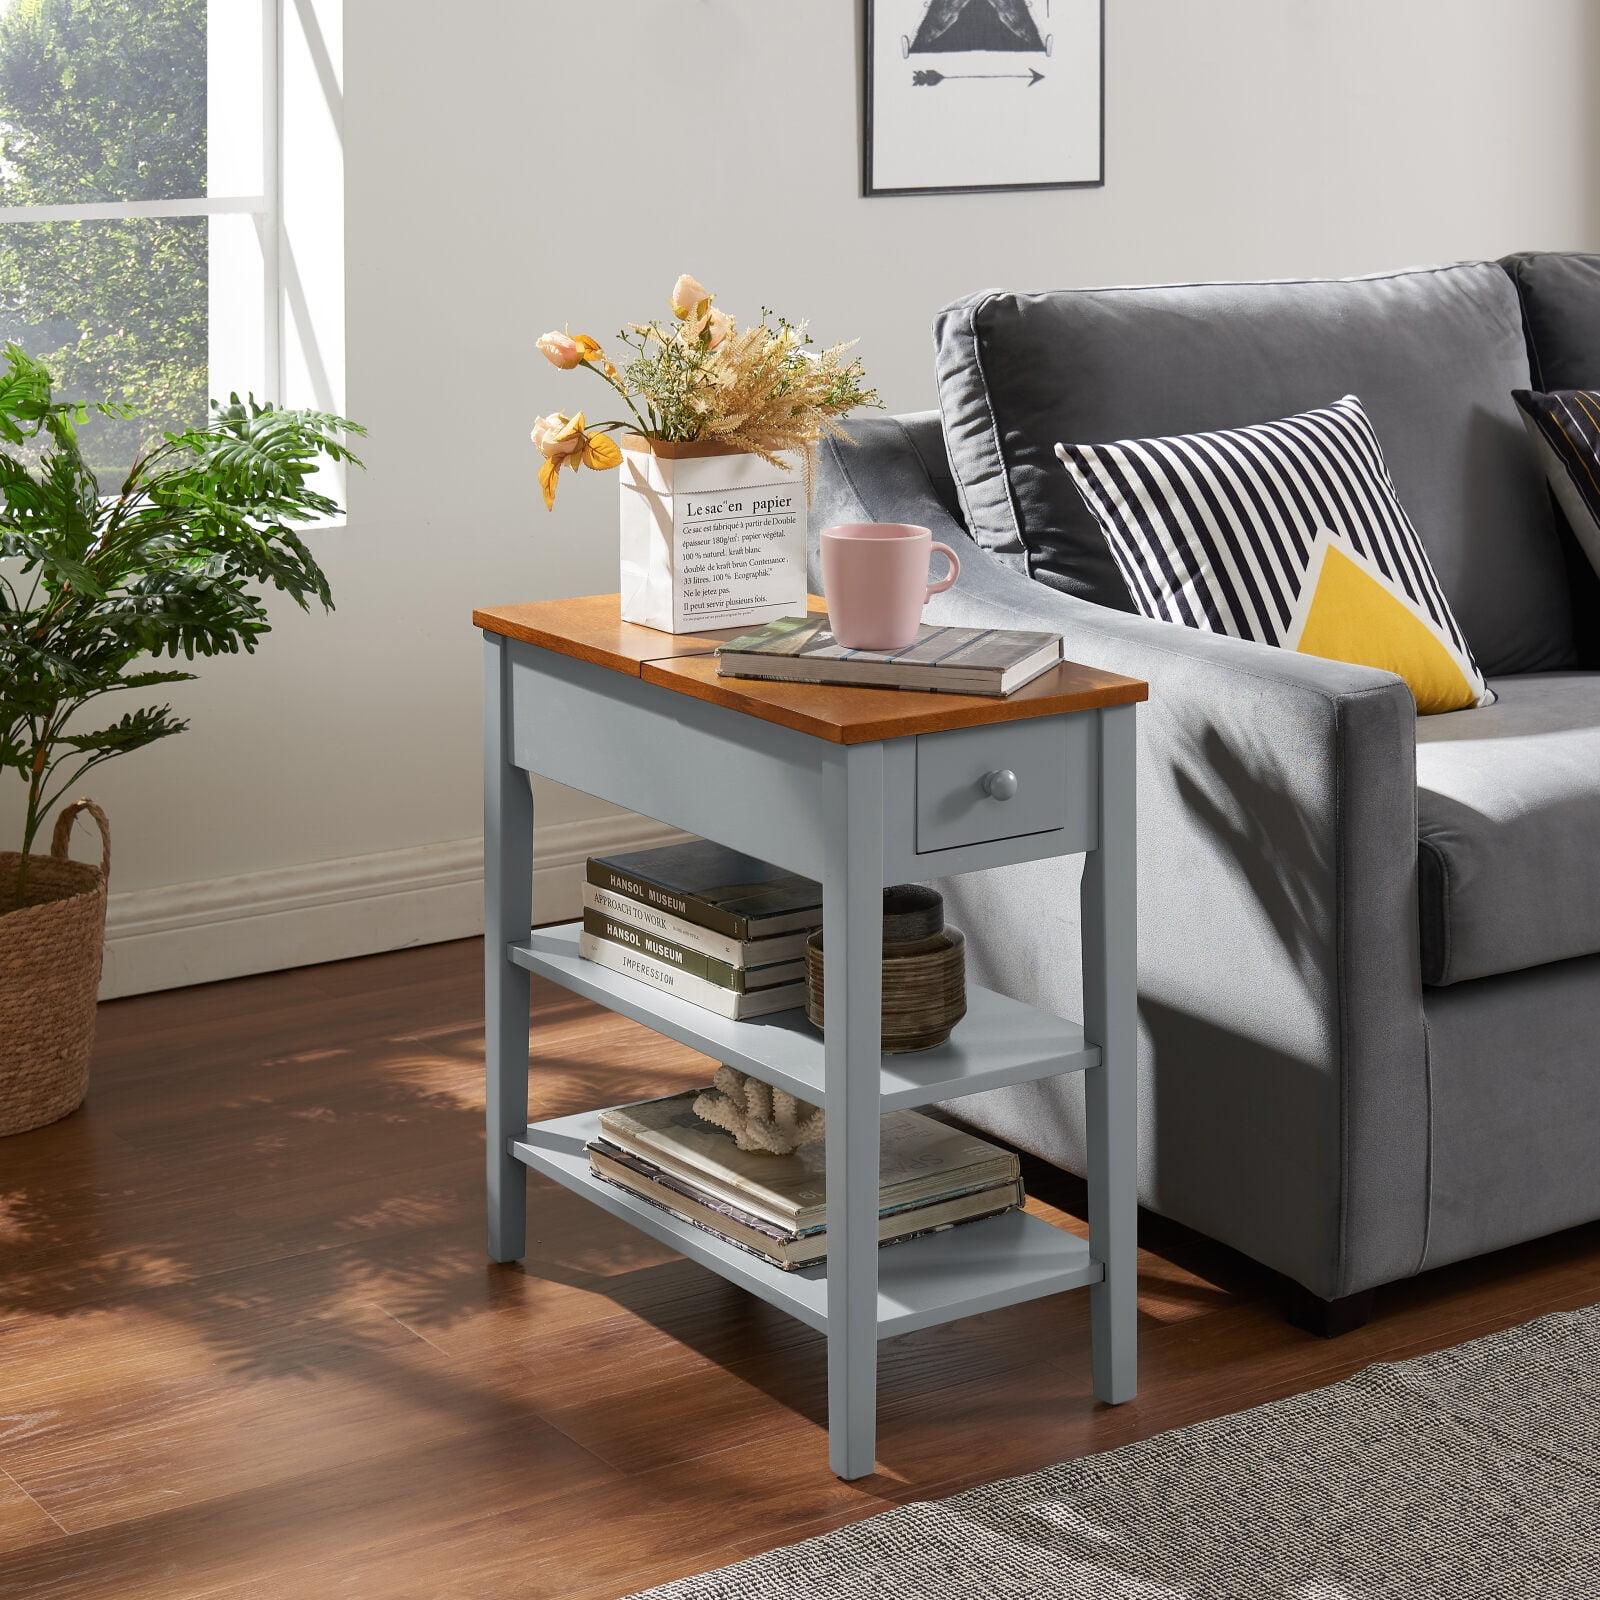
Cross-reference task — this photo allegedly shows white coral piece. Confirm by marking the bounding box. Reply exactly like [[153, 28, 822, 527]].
[[692, 1065, 825, 1154]]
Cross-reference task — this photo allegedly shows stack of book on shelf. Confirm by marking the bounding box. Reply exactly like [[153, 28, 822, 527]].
[[580, 839, 821, 1020], [587, 1090, 1025, 1272], [716, 614, 1064, 697]]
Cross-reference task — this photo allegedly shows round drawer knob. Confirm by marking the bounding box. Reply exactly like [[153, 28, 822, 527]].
[[981, 768, 1018, 802]]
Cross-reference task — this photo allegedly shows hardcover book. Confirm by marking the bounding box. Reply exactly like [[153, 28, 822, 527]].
[[588, 1142, 1024, 1270], [581, 881, 814, 968], [577, 931, 806, 1020], [598, 1090, 1021, 1233], [581, 908, 805, 993], [716, 614, 1063, 697], [586, 839, 822, 941]]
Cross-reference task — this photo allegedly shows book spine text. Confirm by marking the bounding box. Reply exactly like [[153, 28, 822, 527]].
[[578, 931, 802, 1019], [586, 861, 745, 940], [582, 908, 741, 990], [581, 882, 746, 964]]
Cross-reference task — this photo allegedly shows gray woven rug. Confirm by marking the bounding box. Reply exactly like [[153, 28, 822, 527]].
[[631, 1305, 1600, 1598]]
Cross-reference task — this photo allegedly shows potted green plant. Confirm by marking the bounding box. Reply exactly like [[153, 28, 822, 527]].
[[0, 345, 363, 1135]]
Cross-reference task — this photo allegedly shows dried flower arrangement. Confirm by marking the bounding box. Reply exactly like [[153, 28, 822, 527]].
[[530, 274, 878, 509]]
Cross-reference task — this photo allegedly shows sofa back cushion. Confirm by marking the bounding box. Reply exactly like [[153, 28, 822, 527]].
[[1501, 251, 1600, 663], [935, 263, 1574, 675], [1502, 252, 1600, 389]]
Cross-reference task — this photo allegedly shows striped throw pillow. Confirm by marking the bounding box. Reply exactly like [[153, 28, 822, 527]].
[[1055, 395, 1492, 713], [1512, 389, 1600, 583]]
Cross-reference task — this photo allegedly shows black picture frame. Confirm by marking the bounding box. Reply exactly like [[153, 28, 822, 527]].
[[863, 0, 1105, 197]]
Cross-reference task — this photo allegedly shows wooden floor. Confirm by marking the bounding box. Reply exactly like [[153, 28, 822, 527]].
[[2, 939, 1598, 1599]]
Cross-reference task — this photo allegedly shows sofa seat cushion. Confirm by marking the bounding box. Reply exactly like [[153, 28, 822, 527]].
[[1416, 673, 1600, 984]]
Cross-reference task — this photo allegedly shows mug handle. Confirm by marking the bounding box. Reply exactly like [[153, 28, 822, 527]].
[[925, 541, 961, 599]]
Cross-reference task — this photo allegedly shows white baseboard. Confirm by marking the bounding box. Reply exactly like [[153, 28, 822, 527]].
[[99, 813, 691, 999]]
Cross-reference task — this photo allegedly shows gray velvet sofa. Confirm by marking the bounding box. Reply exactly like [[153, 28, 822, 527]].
[[810, 254, 1600, 1330]]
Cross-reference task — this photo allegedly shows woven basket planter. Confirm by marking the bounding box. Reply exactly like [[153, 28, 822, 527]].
[[805, 885, 968, 1053], [0, 800, 109, 1137]]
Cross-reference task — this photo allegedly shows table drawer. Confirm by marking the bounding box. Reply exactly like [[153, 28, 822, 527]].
[[915, 717, 1091, 853]]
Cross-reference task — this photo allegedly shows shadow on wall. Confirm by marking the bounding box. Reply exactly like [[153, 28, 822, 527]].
[[282, 0, 343, 416]]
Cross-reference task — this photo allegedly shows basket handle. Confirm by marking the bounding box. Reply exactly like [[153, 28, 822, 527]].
[[50, 799, 111, 881]]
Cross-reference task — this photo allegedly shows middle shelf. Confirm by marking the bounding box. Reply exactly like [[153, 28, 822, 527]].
[[510, 921, 1099, 1109]]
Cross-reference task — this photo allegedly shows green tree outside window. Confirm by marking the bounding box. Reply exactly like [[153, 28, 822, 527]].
[[0, 0, 208, 477]]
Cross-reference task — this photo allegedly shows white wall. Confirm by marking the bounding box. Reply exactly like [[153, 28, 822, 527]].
[[18, 0, 1598, 993]]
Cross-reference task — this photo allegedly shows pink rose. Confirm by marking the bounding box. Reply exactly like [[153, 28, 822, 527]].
[[537, 331, 582, 370], [670, 274, 712, 320], [530, 412, 583, 461]]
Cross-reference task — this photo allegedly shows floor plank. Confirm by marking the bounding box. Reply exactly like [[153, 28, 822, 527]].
[[0, 936, 1596, 1598]]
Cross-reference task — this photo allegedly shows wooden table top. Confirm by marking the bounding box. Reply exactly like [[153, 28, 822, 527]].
[[473, 594, 1147, 744]]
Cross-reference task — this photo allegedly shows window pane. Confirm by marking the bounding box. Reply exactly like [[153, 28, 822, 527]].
[[0, 0, 207, 205], [0, 216, 207, 477]]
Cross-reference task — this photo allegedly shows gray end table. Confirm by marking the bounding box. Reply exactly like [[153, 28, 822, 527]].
[[477, 594, 1147, 1480]]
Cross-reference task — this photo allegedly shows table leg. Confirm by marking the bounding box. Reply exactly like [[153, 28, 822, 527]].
[[823, 741, 885, 1480], [1083, 701, 1138, 1403], [485, 634, 533, 1263]]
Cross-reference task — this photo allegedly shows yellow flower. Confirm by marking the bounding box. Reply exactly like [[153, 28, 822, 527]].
[[531, 411, 622, 510], [571, 333, 617, 379]]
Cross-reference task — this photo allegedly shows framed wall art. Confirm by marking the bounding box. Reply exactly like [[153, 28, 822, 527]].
[[864, 0, 1104, 196]]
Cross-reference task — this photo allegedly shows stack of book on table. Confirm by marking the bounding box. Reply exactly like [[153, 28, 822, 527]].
[[580, 839, 820, 1020], [588, 1090, 1024, 1271], [716, 614, 1064, 697]]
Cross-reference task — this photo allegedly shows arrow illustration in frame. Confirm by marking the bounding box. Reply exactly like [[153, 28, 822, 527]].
[[912, 67, 1046, 85]]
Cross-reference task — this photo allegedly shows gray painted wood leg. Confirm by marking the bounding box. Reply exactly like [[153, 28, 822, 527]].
[[1082, 702, 1138, 1403], [485, 634, 533, 1263], [823, 741, 885, 1479]]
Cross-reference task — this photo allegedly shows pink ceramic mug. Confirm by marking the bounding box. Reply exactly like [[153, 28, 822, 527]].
[[820, 523, 961, 650]]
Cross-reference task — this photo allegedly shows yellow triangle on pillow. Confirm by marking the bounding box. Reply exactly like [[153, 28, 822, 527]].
[[1289, 537, 1483, 714]]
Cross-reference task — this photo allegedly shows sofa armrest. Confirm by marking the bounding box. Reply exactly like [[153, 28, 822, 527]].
[[813, 420, 1428, 1301]]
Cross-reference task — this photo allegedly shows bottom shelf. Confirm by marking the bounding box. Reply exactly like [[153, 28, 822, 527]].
[[512, 1108, 1102, 1339]]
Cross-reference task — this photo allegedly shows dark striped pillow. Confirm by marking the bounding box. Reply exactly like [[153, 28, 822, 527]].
[[1512, 389, 1600, 582], [1055, 395, 1493, 713]]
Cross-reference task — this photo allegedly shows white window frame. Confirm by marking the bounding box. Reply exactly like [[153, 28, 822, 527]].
[[0, 0, 344, 484]]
